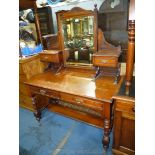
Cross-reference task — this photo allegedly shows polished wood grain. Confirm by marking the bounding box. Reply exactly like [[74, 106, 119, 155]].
[[93, 56, 118, 68], [19, 0, 35, 9], [39, 50, 63, 73], [97, 28, 116, 50], [40, 50, 63, 63], [93, 28, 122, 83], [25, 67, 123, 151], [42, 34, 60, 50], [125, 0, 135, 95], [125, 20, 135, 95], [94, 4, 98, 52], [19, 94, 34, 111], [19, 55, 45, 111], [113, 96, 135, 155], [25, 68, 123, 102], [20, 56, 44, 80], [112, 76, 135, 155], [60, 92, 103, 111], [56, 10, 68, 52], [19, 83, 31, 96]]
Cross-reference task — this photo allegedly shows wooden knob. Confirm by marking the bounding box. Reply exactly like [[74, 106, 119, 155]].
[[101, 60, 108, 63], [40, 89, 46, 95], [75, 98, 83, 104]]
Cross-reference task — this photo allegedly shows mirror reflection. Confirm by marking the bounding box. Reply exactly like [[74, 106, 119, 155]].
[[62, 16, 94, 65]]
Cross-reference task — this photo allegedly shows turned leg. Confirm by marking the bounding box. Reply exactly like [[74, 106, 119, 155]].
[[102, 118, 110, 152], [31, 95, 41, 121]]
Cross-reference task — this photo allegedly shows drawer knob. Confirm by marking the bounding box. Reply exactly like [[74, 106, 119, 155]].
[[75, 98, 83, 104], [40, 89, 46, 95], [132, 107, 135, 112], [101, 60, 108, 63]]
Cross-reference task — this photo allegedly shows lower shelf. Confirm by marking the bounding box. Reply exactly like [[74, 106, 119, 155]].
[[47, 103, 104, 129]]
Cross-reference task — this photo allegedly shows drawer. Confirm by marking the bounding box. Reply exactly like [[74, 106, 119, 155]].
[[60, 93, 103, 111], [93, 56, 118, 67], [115, 100, 135, 114], [40, 53, 60, 63], [30, 86, 60, 99]]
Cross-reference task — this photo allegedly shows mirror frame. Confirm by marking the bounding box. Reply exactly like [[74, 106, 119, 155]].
[[56, 7, 98, 68]]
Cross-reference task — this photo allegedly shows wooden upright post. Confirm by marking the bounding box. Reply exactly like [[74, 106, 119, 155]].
[[94, 3, 98, 52], [125, 0, 135, 95], [33, 1, 43, 45]]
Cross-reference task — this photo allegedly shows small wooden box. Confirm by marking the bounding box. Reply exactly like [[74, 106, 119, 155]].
[[92, 49, 121, 67], [92, 55, 118, 68], [92, 48, 122, 83], [40, 50, 63, 63]]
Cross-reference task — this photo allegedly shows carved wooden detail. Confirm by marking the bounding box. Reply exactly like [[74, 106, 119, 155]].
[[57, 101, 102, 118], [125, 0, 135, 95], [31, 95, 41, 121], [102, 118, 110, 151], [62, 7, 94, 18], [128, 20, 135, 42]]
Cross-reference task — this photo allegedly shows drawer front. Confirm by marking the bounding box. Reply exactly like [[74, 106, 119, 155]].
[[115, 100, 135, 114], [30, 86, 60, 99], [60, 93, 103, 112], [93, 56, 118, 67], [40, 54, 59, 63]]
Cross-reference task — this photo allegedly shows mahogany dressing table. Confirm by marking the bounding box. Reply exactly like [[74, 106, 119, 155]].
[[25, 68, 124, 152], [24, 5, 123, 153]]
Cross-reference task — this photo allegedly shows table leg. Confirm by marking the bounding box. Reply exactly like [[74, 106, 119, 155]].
[[31, 95, 41, 121], [102, 118, 110, 152]]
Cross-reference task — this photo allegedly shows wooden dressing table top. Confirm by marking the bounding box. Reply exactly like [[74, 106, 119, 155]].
[[25, 68, 123, 103]]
